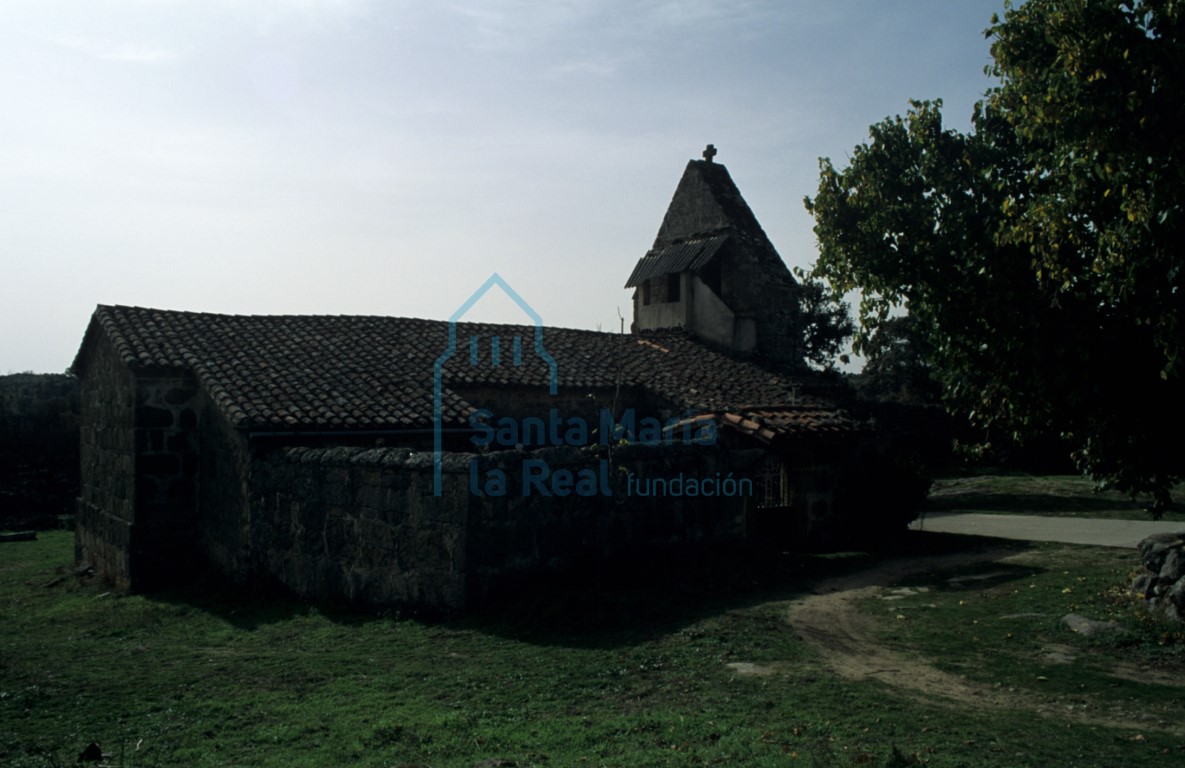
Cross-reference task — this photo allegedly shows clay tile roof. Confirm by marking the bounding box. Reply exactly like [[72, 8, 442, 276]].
[[664, 405, 866, 444], [736, 406, 865, 439], [624, 157, 795, 297], [75, 305, 863, 435], [624, 235, 728, 288]]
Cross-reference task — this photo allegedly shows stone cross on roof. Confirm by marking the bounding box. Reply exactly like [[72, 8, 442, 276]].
[[702, 144, 717, 163]]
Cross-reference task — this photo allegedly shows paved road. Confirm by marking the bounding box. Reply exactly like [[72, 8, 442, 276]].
[[909, 511, 1185, 548]]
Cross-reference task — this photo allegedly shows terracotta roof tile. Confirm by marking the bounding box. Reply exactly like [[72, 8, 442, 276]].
[[77, 305, 862, 435], [665, 405, 865, 443], [624, 235, 729, 287]]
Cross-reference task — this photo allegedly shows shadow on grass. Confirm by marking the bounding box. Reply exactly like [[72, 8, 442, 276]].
[[925, 492, 1152, 515], [452, 530, 1032, 648], [137, 530, 1031, 649], [143, 571, 315, 631], [887, 557, 1046, 592]]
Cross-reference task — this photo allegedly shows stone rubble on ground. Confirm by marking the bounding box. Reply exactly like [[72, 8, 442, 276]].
[[1061, 612, 1126, 638], [1132, 532, 1185, 621]]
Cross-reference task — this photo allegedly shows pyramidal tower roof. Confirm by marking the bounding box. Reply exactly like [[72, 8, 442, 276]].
[[651, 145, 776, 250], [626, 145, 792, 290]]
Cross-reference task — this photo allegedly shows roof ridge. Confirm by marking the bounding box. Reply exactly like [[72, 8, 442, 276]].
[[74, 304, 860, 435], [91, 304, 629, 336]]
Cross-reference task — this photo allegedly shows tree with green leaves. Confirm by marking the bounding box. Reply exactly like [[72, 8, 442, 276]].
[[794, 268, 855, 372], [855, 315, 940, 405], [805, 0, 1184, 514]]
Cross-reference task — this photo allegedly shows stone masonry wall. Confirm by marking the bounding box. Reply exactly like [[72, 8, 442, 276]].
[[463, 442, 747, 601], [75, 330, 202, 589], [250, 447, 469, 608], [131, 373, 201, 584], [76, 334, 137, 588], [197, 396, 253, 581], [249, 442, 750, 609]]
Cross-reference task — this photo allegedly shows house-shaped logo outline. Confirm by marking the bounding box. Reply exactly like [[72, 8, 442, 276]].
[[432, 272, 558, 495]]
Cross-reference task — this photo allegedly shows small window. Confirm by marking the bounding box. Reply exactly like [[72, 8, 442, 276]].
[[667, 273, 681, 302], [641, 282, 651, 306], [758, 455, 789, 509]]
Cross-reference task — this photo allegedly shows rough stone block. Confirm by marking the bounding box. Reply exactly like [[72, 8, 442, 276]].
[[1131, 573, 1158, 599], [135, 476, 163, 503], [1138, 532, 1185, 573], [1159, 547, 1185, 582], [380, 448, 413, 469], [1062, 612, 1126, 638], [167, 432, 195, 453], [164, 386, 197, 405], [136, 405, 174, 429], [324, 474, 351, 506], [168, 478, 196, 501], [1169, 577, 1185, 611], [139, 452, 180, 476]]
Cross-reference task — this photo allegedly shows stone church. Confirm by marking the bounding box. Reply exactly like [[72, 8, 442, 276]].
[[72, 147, 874, 609]]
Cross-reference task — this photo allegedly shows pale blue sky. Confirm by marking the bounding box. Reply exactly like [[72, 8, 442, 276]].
[[1, 0, 1005, 373]]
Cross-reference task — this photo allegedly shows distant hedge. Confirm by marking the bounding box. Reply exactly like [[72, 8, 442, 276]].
[[0, 373, 80, 529]]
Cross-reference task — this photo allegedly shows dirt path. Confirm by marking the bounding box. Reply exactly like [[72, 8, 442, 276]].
[[782, 547, 1185, 736]]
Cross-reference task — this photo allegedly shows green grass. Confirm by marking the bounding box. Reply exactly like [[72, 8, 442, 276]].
[[2, 532, 1184, 767], [926, 474, 1185, 520], [862, 542, 1185, 734]]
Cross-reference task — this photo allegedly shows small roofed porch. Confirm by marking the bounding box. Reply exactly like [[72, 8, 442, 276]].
[[664, 406, 888, 549]]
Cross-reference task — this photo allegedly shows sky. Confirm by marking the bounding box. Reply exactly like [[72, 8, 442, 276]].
[[1, 0, 1007, 374]]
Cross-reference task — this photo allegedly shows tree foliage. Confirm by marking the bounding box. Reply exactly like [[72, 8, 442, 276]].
[[794, 268, 855, 371], [856, 315, 941, 405], [805, 0, 1184, 513], [0, 374, 80, 527]]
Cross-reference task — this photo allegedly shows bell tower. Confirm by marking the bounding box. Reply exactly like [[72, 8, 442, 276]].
[[625, 146, 801, 366]]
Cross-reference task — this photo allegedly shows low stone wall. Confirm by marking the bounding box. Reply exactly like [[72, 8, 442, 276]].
[[250, 442, 750, 609], [463, 442, 747, 601], [1132, 532, 1185, 620], [74, 500, 133, 590], [250, 447, 468, 609]]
